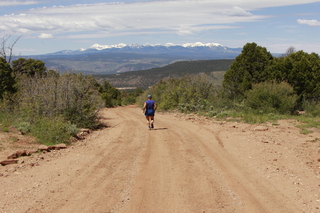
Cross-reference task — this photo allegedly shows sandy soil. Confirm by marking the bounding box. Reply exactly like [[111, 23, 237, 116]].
[[0, 105, 320, 213]]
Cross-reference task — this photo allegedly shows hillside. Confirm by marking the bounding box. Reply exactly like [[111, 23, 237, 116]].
[[33, 52, 182, 75], [94, 59, 234, 89]]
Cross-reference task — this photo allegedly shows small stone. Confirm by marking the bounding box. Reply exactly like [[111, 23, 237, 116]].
[[254, 126, 268, 131], [7, 153, 18, 159], [38, 145, 48, 151], [48, 146, 59, 150], [0, 159, 18, 166], [55, 143, 67, 149]]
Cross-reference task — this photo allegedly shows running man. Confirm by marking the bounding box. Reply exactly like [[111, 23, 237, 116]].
[[142, 94, 157, 130]]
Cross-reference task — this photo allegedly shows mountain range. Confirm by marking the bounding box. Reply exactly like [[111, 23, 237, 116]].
[[29, 42, 242, 74]]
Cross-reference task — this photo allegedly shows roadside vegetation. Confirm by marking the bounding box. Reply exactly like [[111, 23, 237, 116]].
[[0, 37, 139, 146], [137, 43, 320, 133], [1, 40, 320, 147]]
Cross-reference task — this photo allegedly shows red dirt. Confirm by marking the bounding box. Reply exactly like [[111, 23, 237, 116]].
[[0, 105, 320, 213]]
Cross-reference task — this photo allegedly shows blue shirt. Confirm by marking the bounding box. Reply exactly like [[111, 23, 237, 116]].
[[145, 99, 155, 110]]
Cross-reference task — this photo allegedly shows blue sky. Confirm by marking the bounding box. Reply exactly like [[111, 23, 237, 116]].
[[0, 0, 319, 55]]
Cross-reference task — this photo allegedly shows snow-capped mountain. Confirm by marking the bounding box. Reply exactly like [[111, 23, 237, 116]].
[[48, 42, 241, 57], [33, 42, 241, 74], [82, 42, 228, 51]]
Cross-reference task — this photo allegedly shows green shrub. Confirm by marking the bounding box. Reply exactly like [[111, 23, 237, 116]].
[[243, 112, 271, 124], [301, 100, 320, 117], [216, 111, 229, 118], [138, 74, 217, 111], [1, 125, 9, 132], [15, 121, 31, 134], [177, 103, 196, 113], [66, 122, 79, 137], [12, 73, 103, 129], [121, 88, 144, 106], [244, 81, 297, 114], [0, 111, 12, 132], [31, 117, 72, 145], [100, 80, 122, 107], [207, 110, 218, 117], [121, 96, 136, 105]]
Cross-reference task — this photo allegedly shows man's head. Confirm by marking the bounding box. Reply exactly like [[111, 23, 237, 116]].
[[147, 94, 152, 99]]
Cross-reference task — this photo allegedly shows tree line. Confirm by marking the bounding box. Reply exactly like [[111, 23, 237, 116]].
[[223, 43, 320, 103]]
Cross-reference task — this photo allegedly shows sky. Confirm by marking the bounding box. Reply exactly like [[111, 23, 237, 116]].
[[0, 0, 319, 55]]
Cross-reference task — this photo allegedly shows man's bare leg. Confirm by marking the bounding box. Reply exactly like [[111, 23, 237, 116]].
[[150, 116, 154, 129], [145, 116, 151, 129]]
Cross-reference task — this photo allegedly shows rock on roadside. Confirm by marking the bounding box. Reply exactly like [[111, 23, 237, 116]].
[[1, 143, 67, 166]]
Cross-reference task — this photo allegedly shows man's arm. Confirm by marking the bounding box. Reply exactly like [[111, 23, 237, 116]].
[[142, 102, 146, 112]]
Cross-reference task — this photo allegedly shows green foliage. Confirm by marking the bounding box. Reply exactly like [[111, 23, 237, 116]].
[[58, 74, 103, 128], [244, 82, 297, 114], [121, 96, 136, 105], [65, 122, 79, 137], [242, 112, 275, 124], [267, 51, 320, 101], [0, 67, 87, 145], [15, 121, 31, 135], [295, 116, 320, 134], [178, 103, 197, 113], [30, 117, 73, 145], [207, 110, 218, 117], [132, 42, 320, 133], [0, 57, 16, 99], [12, 58, 46, 77], [120, 88, 144, 105], [223, 43, 273, 100], [216, 111, 230, 119], [5, 72, 103, 129], [0, 108, 13, 132], [301, 100, 320, 117], [137, 73, 217, 112], [99, 80, 122, 107]]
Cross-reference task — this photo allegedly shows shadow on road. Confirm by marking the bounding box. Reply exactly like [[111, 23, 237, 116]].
[[153, 128, 168, 130]]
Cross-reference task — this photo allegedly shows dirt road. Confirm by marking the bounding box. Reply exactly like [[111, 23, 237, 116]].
[[1, 105, 320, 213]]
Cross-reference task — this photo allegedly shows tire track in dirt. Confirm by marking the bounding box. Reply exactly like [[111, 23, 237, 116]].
[[121, 108, 183, 212], [123, 109, 247, 212], [177, 124, 301, 213], [25, 107, 151, 213]]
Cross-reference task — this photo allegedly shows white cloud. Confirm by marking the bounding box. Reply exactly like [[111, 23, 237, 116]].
[[0, 0, 319, 38], [0, 1, 267, 37], [39, 33, 53, 39], [225, 6, 252, 17], [297, 19, 320, 27], [0, 1, 40, 7]]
